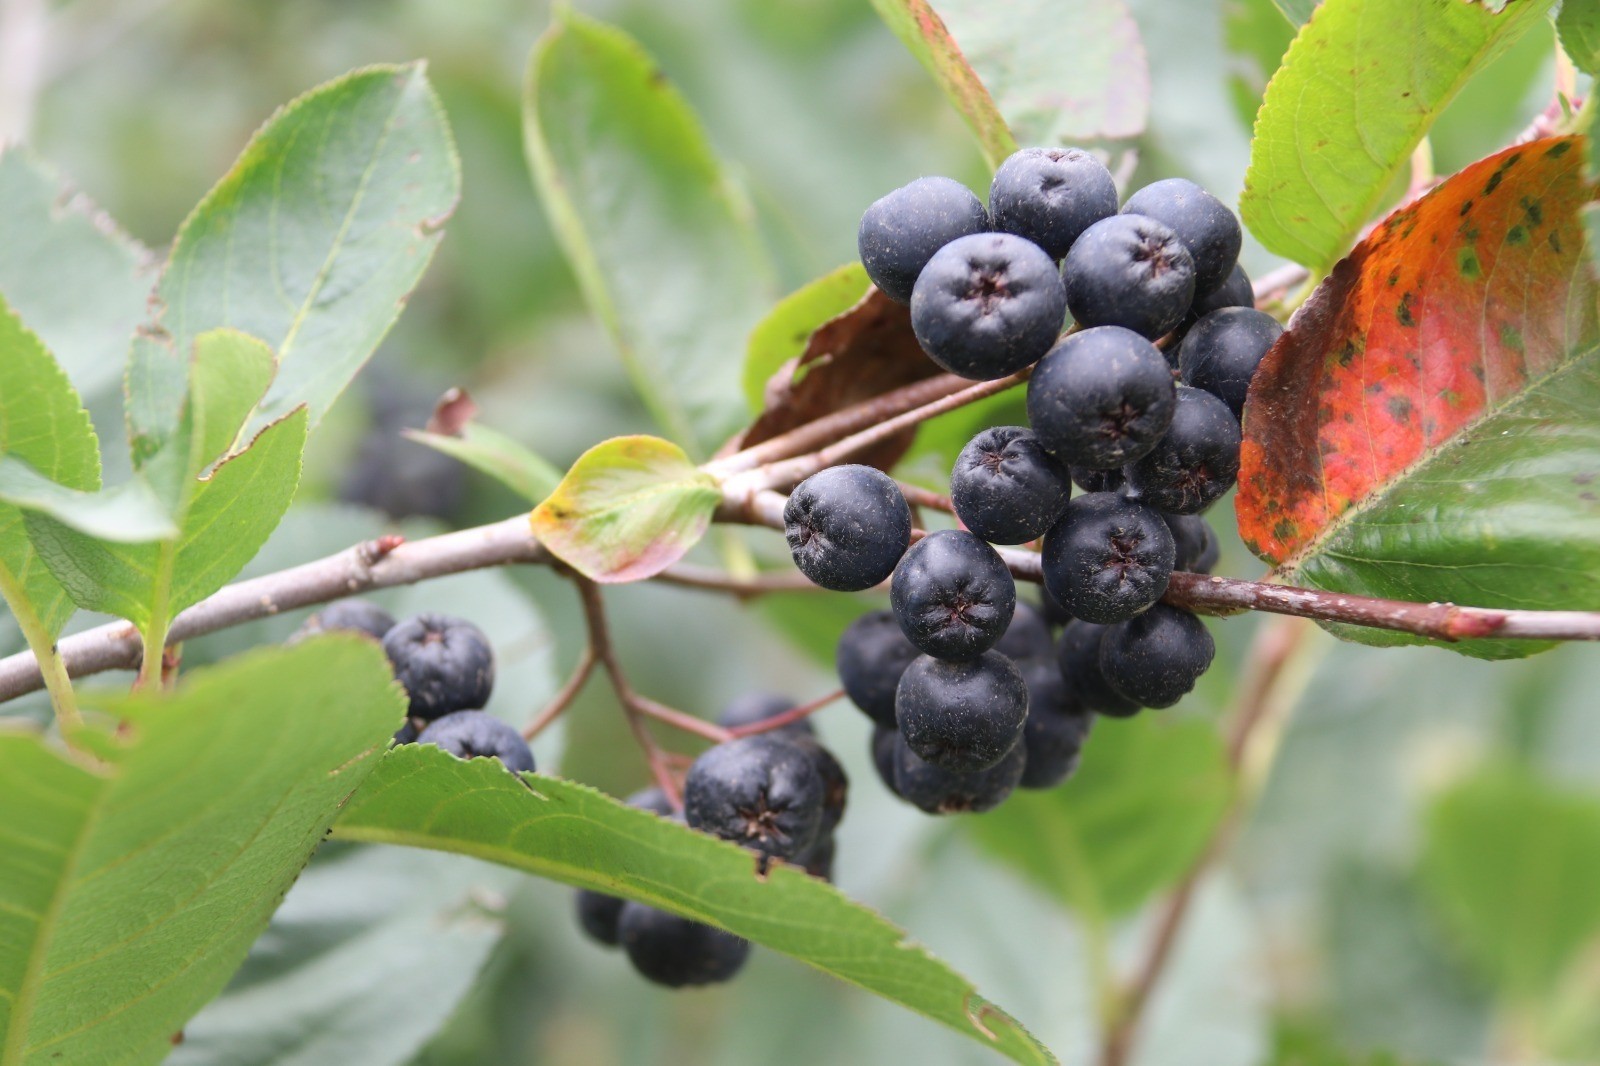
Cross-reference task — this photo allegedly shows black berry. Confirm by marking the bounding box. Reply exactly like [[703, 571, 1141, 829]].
[[684, 735, 824, 861], [1041, 492, 1175, 625], [294, 598, 396, 643], [791, 737, 849, 834], [1039, 588, 1073, 629], [1027, 326, 1177, 469], [798, 833, 836, 881], [837, 610, 921, 728], [1122, 178, 1242, 296], [1057, 620, 1140, 717], [1178, 307, 1283, 420], [949, 426, 1072, 545], [576, 788, 674, 947], [717, 692, 812, 740], [870, 725, 899, 794], [891, 731, 1026, 814], [994, 600, 1054, 661], [1191, 262, 1253, 317], [988, 146, 1119, 260], [890, 529, 1016, 660], [1070, 465, 1126, 495], [1017, 656, 1093, 789], [858, 176, 990, 303], [382, 613, 495, 721], [785, 465, 912, 592], [417, 710, 534, 773], [618, 901, 751, 987], [1062, 214, 1195, 340], [895, 651, 1028, 772], [910, 232, 1067, 380], [1100, 604, 1215, 708], [1163, 512, 1220, 574], [1122, 385, 1242, 515]]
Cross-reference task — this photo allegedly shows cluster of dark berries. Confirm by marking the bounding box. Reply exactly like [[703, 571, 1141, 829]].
[[295, 600, 531, 772], [573, 694, 845, 988]]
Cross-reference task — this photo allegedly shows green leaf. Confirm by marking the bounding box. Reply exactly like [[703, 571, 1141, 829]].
[[1241, 0, 1554, 268], [132, 63, 459, 444], [523, 11, 774, 457], [867, 0, 1019, 167], [334, 746, 1058, 1066], [529, 435, 721, 584], [1272, 0, 1319, 23], [171, 846, 507, 1066], [405, 424, 562, 504], [1559, 0, 1600, 74], [25, 407, 307, 628], [743, 263, 872, 411], [0, 638, 401, 1065], [0, 461, 173, 543], [931, 0, 1150, 143], [0, 300, 100, 637], [1224, 0, 1297, 131], [0, 150, 153, 397], [1419, 764, 1600, 1001], [1238, 139, 1600, 658], [967, 716, 1231, 920]]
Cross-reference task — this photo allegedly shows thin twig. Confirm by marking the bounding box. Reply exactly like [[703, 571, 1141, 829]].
[[1098, 616, 1314, 1066], [896, 482, 956, 515], [652, 564, 823, 596], [725, 688, 846, 739], [522, 647, 596, 740]]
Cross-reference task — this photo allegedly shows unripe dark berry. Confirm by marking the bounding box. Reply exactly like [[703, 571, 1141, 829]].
[[1122, 178, 1242, 296], [890, 529, 1016, 660], [684, 735, 824, 861], [857, 176, 990, 303], [382, 613, 495, 721], [949, 426, 1073, 545], [910, 232, 1067, 380], [784, 464, 912, 592], [891, 731, 1026, 814], [988, 146, 1119, 260], [895, 651, 1028, 772], [1027, 326, 1177, 469], [1100, 604, 1215, 708], [1063, 214, 1195, 340], [836, 610, 921, 728], [1041, 492, 1175, 625], [1122, 385, 1242, 515]]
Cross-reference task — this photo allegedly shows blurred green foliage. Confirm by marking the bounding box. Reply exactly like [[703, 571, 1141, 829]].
[[6, 0, 1598, 1063]]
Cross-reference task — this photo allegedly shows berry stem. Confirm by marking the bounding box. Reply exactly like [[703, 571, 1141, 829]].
[[0, 565, 81, 732], [723, 688, 844, 739], [522, 646, 597, 741]]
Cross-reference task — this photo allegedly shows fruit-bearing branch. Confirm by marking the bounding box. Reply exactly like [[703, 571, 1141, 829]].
[[4, 489, 1599, 703]]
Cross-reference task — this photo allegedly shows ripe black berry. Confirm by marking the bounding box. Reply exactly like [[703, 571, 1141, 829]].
[[1041, 492, 1175, 624], [1122, 178, 1242, 296], [1057, 620, 1140, 717], [890, 529, 1016, 660], [895, 651, 1028, 772], [994, 600, 1054, 661], [1122, 385, 1242, 514], [785, 465, 912, 592], [836, 610, 921, 728], [891, 731, 1025, 814], [1070, 465, 1126, 495], [1191, 262, 1253, 317], [294, 598, 396, 643], [1163, 512, 1220, 574], [857, 176, 990, 303], [1062, 214, 1195, 340], [988, 146, 1119, 260], [382, 613, 495, 721], [1017, 657, 1093, 789], [1027, 326, 1177, 469], [717, 692, 812, 740], [910, 232, 1067, 379], [798, 834, 836, 881], [618, 901, 751, 987], [417, 710, 534, 773], [870, 725, 899, 794], [949, 426, 1072, 545], [1039, 588, 1073, 629], [1100, 604, 1215, 708], [791, 737, 849, 834], [576, 787, 673, 947], [684, 735, 824, 861], [1177, 307, 1284, 420]]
